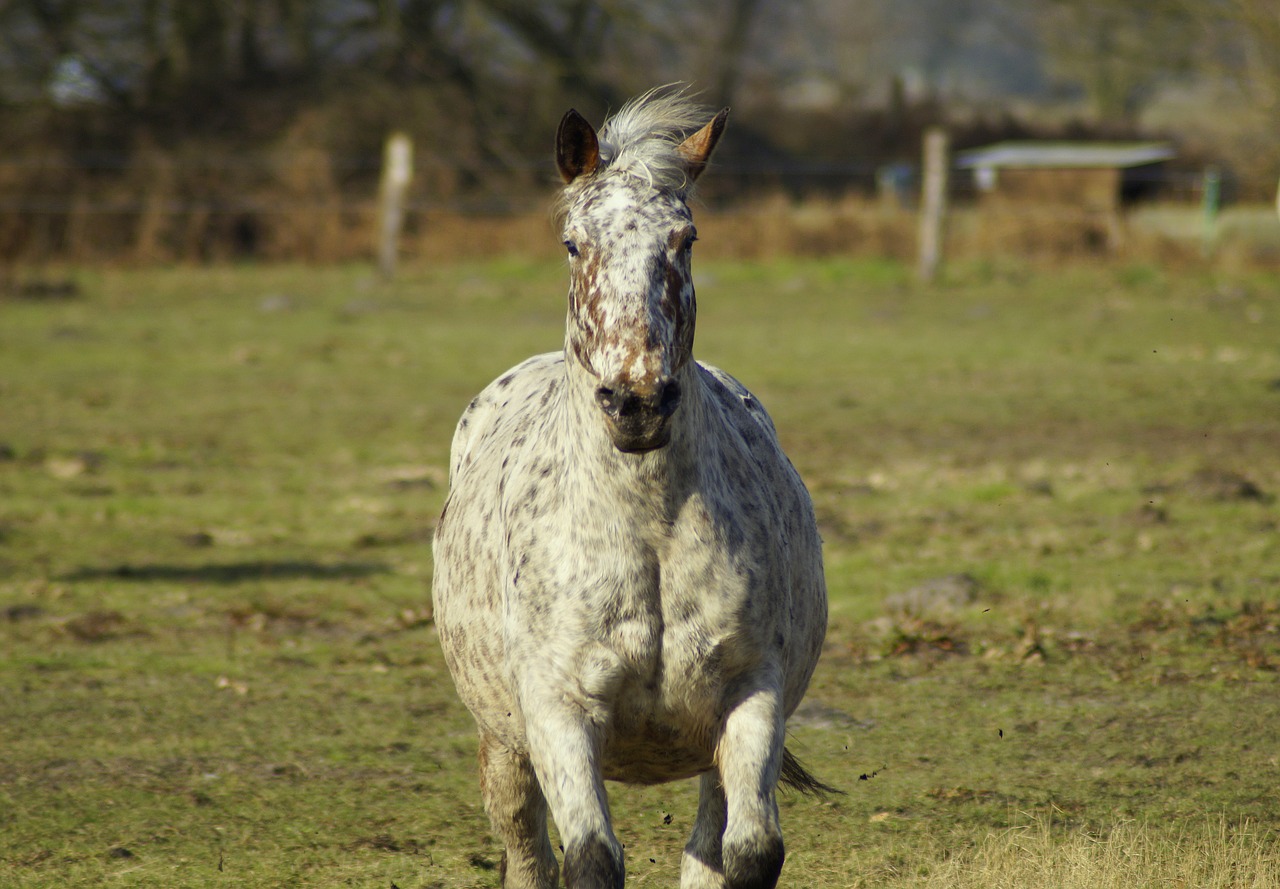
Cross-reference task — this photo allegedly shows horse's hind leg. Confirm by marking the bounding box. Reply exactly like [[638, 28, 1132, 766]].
[[478, 731, 559, 889], [681, 771, 728, 889]]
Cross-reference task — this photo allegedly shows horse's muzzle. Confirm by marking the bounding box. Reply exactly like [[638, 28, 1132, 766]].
[[595, 379, 681, 453]]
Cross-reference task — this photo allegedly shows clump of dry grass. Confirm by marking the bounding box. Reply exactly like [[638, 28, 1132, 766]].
[[923, 815, 1280, 888], [698, 195, 919, 261]]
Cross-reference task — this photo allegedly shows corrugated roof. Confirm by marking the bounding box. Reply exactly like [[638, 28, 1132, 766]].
[[956, 141, 1175, 169]]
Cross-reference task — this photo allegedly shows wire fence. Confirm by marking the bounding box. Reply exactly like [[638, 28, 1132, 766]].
[[1, 148, 1277, 266]]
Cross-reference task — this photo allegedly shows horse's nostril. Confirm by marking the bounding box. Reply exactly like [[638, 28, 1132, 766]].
[[595, 386, 619, 416], [658, 380, 682, 417]]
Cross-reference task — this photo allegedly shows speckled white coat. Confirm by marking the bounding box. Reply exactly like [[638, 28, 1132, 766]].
[[432, 90, 827, 889]]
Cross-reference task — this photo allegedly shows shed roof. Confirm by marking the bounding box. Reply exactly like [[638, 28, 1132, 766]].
[[955, 141, 1175, 170]]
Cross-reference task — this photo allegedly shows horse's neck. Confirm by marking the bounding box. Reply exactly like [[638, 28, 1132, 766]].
[[559, 358, 704, 504]]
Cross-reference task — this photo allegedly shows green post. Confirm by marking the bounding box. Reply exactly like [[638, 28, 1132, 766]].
[[1201, 166, 1220, 257]]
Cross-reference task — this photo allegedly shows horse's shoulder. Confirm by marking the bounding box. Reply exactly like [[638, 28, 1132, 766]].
[[694, 361, 817, 519], [449, 352, 564, 482], [695, 361, 778, 439]]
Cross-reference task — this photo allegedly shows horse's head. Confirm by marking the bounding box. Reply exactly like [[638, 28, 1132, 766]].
[[555, 92, 728, 454]]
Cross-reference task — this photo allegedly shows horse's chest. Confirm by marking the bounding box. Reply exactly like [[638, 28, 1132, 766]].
[[506, 492, 767, 712]]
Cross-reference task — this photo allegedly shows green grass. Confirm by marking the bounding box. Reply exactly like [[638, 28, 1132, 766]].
[[2, 257, 1279, 886]]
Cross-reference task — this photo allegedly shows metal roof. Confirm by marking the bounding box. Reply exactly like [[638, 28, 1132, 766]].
[[955, 141, 1175, 170]]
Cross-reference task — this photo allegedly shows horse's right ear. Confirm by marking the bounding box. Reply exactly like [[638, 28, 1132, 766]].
[[556, 109, 600, 183]]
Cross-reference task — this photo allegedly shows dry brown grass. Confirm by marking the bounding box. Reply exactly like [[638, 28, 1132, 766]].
[[3, 144, 1277, 268], [918, 815, 1280, 889], [411, 209, 558, 262], [410, 197, 1278, 269], [698, 195, 919, 261]]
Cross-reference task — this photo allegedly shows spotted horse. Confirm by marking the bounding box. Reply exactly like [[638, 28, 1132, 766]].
[[433, 87, 830, 889]]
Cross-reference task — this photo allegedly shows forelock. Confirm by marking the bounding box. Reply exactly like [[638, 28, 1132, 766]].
[[555, 87, 710, 225]]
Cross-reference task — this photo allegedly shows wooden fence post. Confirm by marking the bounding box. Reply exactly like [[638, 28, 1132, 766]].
[[377, 132, 413, 279], [917, 127, 949, 284]]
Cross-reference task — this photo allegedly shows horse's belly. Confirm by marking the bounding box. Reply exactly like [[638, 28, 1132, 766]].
[[598, 678, 718, 783], [600, 724, 713, 784], [591, 624, 741, 783]]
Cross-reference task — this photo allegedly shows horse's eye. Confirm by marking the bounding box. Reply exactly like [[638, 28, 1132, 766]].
[[564, 240, 580, 258]]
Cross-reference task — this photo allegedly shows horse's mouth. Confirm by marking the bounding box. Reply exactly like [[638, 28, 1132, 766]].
[[594, 378, 681, 454], [606, 418, 672, 453]]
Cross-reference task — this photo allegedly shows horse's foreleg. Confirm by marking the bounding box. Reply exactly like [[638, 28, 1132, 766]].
[[525, 708, 624, 889], [681, 770, 728, 889], [714, 686, 786, 889], [478, 731, 559, 889]]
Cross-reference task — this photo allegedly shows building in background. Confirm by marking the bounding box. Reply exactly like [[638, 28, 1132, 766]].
[[956, 141, 1175, 252]]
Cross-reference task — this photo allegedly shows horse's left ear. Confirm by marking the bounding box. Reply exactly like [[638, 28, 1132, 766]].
[[556, 109, 600, 184], [677, 108, 730, 182]]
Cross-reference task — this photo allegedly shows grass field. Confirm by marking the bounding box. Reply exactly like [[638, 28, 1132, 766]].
[[2, 256, 1279, 887]]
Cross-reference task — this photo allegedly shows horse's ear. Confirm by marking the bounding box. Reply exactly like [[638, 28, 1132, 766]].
[[556, 109, 600, 184], [677, 108, 729, 182]]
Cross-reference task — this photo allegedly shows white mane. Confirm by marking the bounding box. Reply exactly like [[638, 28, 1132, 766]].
[[594, 87, 710, 192]]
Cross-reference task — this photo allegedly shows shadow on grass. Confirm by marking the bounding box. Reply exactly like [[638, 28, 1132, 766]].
[[62, 560, 390, 584]]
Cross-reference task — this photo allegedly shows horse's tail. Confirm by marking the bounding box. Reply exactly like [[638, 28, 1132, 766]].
[[780, 747, 843, 797]]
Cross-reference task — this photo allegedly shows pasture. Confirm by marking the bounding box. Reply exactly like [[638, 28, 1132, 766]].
[[2, 256, 1278, 886]]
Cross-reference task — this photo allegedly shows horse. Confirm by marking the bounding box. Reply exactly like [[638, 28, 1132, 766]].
[[432, 88, 829, 889]]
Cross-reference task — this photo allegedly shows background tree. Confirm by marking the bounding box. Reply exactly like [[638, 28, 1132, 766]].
[[1, 0, 1277, 262], [1037, 0, 1200, 123]]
